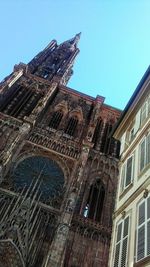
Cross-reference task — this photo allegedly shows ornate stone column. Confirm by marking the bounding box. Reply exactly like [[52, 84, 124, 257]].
[[86, 95, 105, 144], [45, 144, 91, 267]]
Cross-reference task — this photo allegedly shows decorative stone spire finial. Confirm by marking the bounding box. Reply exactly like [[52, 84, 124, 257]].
[[73, 32, 81, 46]]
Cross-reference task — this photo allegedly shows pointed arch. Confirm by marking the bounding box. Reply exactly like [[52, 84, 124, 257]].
[[64, 115, 79, 136], [48, 100, 69, 130], [84, 179, 105, 222], [54, 100, 68, 115], [49, 110, 63, 129], [64, 106, 83, 137], [69, 106, 84, 122]]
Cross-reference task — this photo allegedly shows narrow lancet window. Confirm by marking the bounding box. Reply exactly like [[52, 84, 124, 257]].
[[65, 116, 78, 136], [49, 111, 63, 129], [84, 179, 105, 222]]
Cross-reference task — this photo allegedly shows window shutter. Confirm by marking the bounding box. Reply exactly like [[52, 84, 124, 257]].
[[138, 202, 145, 225], [147, 196, 150, 219], [140, 139, 146, 172], [147, 221, 150, 256], [125, 156, 133, 187], [137, 197, 150, 262], [114, 222, 123, 267], [121, 164, 125, 192], [140, 102, 147, 124], [120, 133, 126, 155], [123, 216, 129, 237], [114, 217, 129, 267], [114, 243, 121, 267], [147, 197, 150, 256], [120, 217, 129, 267], [146, 134, 150, 165], [121, 238, 128, 267], [117, 222, 123, 242], [134, 109, 141, 134], [137, 202, 145, 261], [137, 225, 145, 261]]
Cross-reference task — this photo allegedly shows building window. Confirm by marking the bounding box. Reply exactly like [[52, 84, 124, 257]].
[[125, 125, 135, 147], [136, 196, 150, 262], [49, 111, 63, 129], [130, 128, 134, 141], [140, 95, 150, 126], [65, 116, 78, 136], [113, 216, 130, 267], [121, 154, 134, 192], [0, 85, 41, 119], [139, 133, 150, 173], [83, 179, 105, 222]]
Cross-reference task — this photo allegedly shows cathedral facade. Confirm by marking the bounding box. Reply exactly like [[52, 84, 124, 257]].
[[0, 34, 120, 267]]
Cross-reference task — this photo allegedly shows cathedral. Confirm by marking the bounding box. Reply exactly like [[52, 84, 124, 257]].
[[0, 34, 121, 267]]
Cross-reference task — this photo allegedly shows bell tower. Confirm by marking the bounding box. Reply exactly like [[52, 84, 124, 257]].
[[28, 33, 81, 85]]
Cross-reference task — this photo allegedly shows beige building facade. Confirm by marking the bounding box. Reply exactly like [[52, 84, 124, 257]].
[[109, 66, 150, 267]]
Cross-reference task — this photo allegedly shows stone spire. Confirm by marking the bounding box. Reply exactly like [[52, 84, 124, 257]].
[[27, 34, 81, 84]]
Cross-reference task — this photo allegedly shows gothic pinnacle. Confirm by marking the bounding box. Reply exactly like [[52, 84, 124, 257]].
[[72, 32, 81, 46]]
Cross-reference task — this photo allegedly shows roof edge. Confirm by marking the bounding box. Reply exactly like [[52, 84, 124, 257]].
[[111, 65, 150, 137]]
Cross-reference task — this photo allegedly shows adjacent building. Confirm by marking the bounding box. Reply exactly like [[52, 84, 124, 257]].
[[109, 66, 150, 267], [0, 35, 121, 267]]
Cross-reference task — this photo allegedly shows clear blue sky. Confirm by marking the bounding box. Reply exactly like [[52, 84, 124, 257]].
[[0, 0, 150, 109]]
